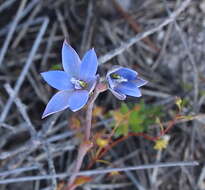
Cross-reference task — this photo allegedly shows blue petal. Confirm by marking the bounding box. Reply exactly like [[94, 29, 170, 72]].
[[106, 75, 116, 89], [86, 75, 98, 93], [68, 90, 89, 112], [109, 88, 126, 100], [115, 82, 141, 97], [41, 71, 73, 90], [42, 90, 72, 118], [79, 48, 98, 80], [115, 68, 138, 80], [62, 41, 81, 77], [135, 78, 148, 87]]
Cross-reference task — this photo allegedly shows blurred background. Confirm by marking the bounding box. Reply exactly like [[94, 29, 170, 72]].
[[0, 0, 205, 189]]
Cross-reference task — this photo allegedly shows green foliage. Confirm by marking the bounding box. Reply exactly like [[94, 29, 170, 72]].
[[50, 64, 62, 70], [120, 103, 129, 114], [115, 124, 128, 137], [111, 101, 163, 137]]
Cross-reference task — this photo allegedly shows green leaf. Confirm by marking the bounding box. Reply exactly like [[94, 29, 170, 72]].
[[120, 103, 129, 114], [129, 111, 144, 132], [115, 124, 129, 137], [181, 98, 189, 107], [50, 64, 61, 70]]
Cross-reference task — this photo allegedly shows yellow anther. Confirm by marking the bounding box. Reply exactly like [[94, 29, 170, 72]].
[[110, 73, 121, 79], [78, 80, 88, 88]]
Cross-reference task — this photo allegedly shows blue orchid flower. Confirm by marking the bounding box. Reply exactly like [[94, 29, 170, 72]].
[[106, 66, 147, 100], [41, 41, 98, 118]]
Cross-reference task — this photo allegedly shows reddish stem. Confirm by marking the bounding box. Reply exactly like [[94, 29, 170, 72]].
[[87, 116, 178, 169]]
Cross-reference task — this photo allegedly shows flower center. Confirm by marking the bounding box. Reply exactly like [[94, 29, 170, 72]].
[[110, 73, 128, 83], [71, 78, 88, 89]]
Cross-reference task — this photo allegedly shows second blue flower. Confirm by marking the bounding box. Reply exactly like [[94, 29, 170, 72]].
[[106, 66, 147, 100]]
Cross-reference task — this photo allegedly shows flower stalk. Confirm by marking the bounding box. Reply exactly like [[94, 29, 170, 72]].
[[67, 82, 107, 189]]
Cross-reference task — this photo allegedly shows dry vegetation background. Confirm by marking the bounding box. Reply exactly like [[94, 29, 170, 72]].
[[0, 0, 205, 189]]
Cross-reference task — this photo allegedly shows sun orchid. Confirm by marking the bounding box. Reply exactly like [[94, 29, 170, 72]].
[[41, 41, 148, 189], [41, 41, 98, 118], [106, 66, 147, 100]]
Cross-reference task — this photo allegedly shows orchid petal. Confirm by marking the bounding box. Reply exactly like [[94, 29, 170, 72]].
[[62, 41, 81, 76], [42, 90, 72, 118], [106, 75, 116, 89], [115, 67, 138, 80], [110, 88, 126, 100], [41, 71, 73, 90], [135, 78, 148, 87], [80, 48, 98, 80], [116, 82, 141, 97], [86, 75, 98, 93], [68, 90, 89, 112]]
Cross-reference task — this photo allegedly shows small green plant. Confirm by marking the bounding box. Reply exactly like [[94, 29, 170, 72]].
[[50, 63, 61, 70], [111, 101, 163, 137]]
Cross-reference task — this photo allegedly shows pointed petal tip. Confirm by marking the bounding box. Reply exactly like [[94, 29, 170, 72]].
[[41, 113, 47, 119], [120, 96, 126, 101], [89, 47, 97, 54], [62, 41, 81, 76], [142, 79, 148, 85], [136, 89, 142, 97], [41, 91, 72, 119], [41, 108, 53, 119], [69, 107, 81, 112], [41, 110, 59, 119], [63, 39, 69, 45], [40, 72, 45, 77], [62, 40, 71, 50], [79, 48, 98, 79], [109, 88, 127, 100], [41, 71, 52, 78], [41, 109, 50, 119], [41, 72, 47, 81], [41, 106, 63, 119], [86, 48, 95, 54], [136, 78, 148, 88]]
